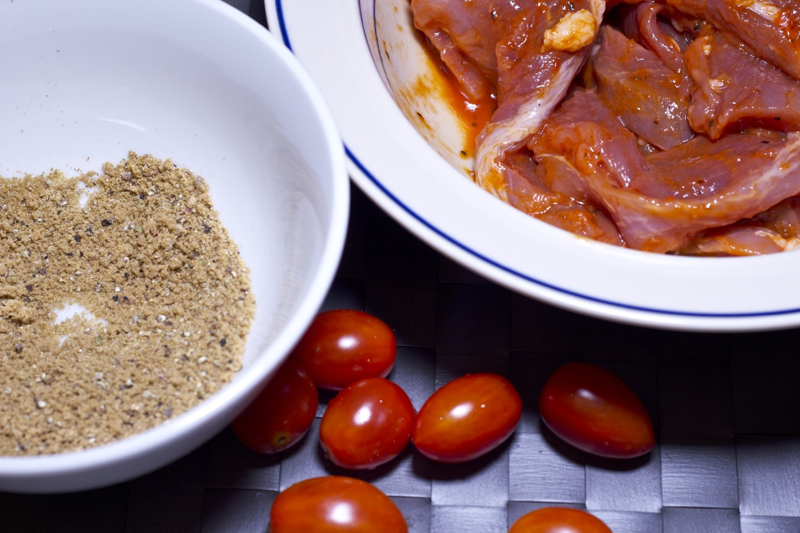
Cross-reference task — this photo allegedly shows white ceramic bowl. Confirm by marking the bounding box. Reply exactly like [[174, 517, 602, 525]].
[[266, 0, 800, 332], [0, 0, 348, 492]]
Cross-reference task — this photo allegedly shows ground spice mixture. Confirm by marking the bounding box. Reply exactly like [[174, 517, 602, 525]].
[[0, 153, 255, 455]]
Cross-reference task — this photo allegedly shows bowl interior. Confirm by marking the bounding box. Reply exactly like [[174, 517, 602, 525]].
[[363, 0, 474, 176], [0, 0, 347, 492]]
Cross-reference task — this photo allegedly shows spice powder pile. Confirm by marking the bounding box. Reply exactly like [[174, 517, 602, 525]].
[[0, 153, 255, 455]]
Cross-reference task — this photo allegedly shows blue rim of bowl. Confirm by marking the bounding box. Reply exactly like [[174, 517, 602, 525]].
[[271, 0, 800, 321]]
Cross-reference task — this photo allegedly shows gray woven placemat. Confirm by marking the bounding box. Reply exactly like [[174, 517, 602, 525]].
[[4, 185, 800, 533], [3, 3, 800, 531]]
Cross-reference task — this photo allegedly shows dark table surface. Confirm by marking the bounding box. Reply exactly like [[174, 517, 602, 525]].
[[4, 1, 800, 532]]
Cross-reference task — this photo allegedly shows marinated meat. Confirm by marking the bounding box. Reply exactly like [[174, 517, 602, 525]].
[[503, 151, 625, 245], [472, 0, 605, 202], [664, 0, 800, 81], [620, 2, 691, 72], [593, 26, 694, 150], [410, 0, 800, 254], [685, 31, 800, 140], [409, 0, 501, 102], [531, 90, 800, 252], [682, 199, 800, 255]]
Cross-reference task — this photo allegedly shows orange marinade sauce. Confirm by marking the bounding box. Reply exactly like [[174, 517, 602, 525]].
[[446, 82, 495, 158], [418, 43, 496, 160]]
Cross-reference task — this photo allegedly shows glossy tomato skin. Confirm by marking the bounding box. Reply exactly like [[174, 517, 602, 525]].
[[320, 377, 415, 469], [291, 309, 397, 390], [509, 507, 612, 533], [539, 362, 655, 458], [270, 476, 408, 533], [231, 359, 318, 454], [413, 373, 522, 463]]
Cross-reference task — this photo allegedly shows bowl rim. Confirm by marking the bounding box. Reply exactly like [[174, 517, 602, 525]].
[[266, 0, 800, 333], [0, 0, 349, 486]]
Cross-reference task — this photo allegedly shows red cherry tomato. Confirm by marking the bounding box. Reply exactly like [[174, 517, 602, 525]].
[[290, 309, 397, 390], [539, 362, 655, 458], [412, 373, 522, 463], [231, 359, 318, 454], [270, 476, 408, 533], [319, 377, 415, 469], [509, 507, 612, 533]]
